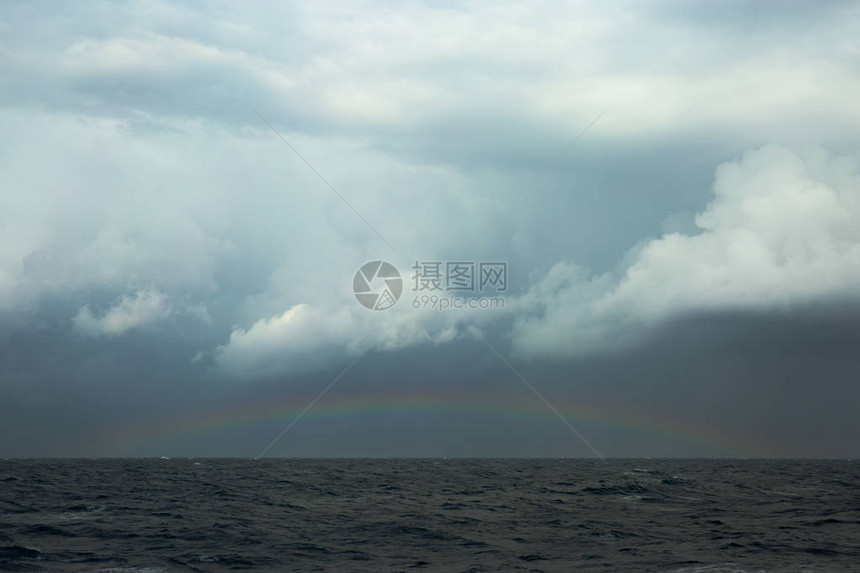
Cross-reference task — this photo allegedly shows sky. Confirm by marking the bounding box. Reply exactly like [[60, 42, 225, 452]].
[[1, 0, 859, 457]]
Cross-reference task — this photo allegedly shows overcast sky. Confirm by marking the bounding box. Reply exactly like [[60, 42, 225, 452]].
[[1, 1, 859, 457]]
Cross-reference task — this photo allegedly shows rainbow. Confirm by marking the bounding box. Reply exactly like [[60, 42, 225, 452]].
[[102, 389, 774, 457]]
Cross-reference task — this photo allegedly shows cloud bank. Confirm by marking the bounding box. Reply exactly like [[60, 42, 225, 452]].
[[3, 1, 860, 457], [210, 145, 860, 372], [1, 1, 859, 379], [512, 146, 860, 356], [73, 289, 171, 337]]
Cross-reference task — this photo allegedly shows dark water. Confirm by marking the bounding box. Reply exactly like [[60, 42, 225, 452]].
[[0, 459, 857, 572]]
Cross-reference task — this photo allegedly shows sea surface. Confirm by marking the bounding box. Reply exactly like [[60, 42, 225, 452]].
[[0, 459, 857, 572]]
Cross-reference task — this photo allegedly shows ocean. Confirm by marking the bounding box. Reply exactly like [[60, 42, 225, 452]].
[[0, 459, 857, 572]]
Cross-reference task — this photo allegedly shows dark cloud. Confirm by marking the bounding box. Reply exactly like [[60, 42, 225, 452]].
[[1, 1, 859, 457], [2, 307, 858, 457]]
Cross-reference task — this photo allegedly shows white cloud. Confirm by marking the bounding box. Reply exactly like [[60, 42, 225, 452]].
[[0, 112, 236, 312], [211, 146, 860, 376], [213, 297, 464, 378], [6, 2, 860, 145], [73, 289, 172, 337], [2, 2, 860, 378], [511, 146, 860, 356]]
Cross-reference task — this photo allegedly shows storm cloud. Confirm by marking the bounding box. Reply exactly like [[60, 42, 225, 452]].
[[1, 0, 859, 457]]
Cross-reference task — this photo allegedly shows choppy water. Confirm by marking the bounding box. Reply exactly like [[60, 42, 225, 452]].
[[0, 459, 857, 572]]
